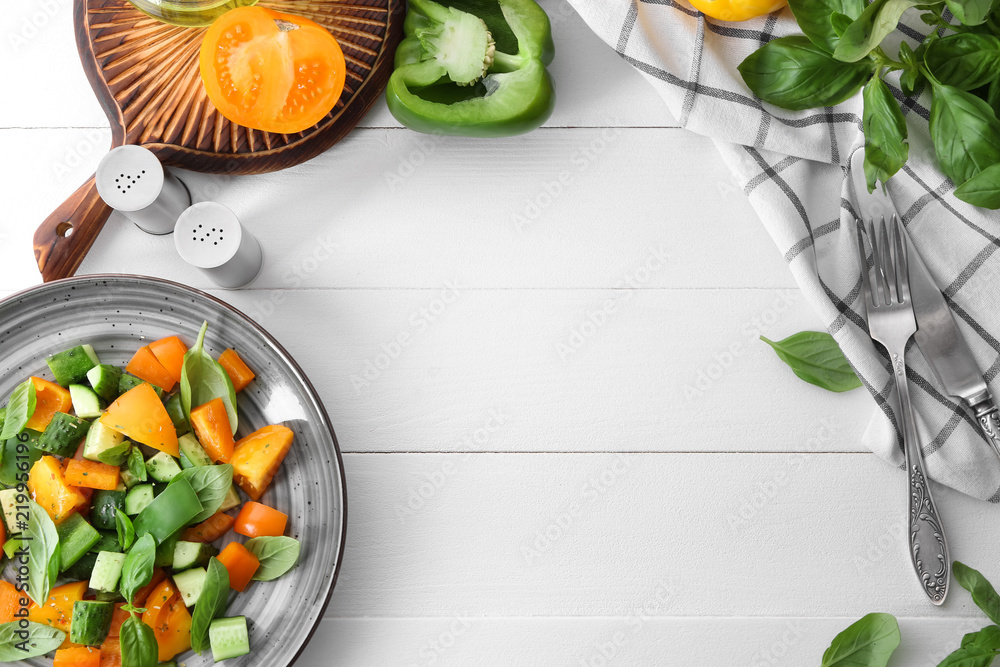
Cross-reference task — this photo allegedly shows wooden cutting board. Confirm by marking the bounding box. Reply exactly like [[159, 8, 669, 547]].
[[34, 0, 403, 282]]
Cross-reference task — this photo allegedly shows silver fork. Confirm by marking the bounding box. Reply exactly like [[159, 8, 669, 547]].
[[856, 215, 950, 605]]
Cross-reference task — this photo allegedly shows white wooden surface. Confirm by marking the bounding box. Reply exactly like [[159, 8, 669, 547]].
[[4, 1, 1000, 665]]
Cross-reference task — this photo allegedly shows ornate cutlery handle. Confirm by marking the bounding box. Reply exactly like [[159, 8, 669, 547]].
[[968, 390, 1000, 462], [893, 352, 950, 604]]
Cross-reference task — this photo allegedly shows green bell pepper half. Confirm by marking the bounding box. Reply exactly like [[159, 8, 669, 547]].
[[386, 0, 555, 137]]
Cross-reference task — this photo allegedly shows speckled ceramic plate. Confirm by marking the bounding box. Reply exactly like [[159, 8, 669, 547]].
[[0, 274, 346, 666]]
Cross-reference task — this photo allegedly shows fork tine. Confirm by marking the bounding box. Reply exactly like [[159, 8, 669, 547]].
[[878, 215, 895, 304], [866, 217, 887, 306], [856, 219, 874, 310], [893, 215, 909, 303]]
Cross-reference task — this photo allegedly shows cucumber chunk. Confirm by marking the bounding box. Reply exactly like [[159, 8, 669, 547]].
[[0, 431, 43, 487], [155, 531, 180, 568], [38, 412, 91, 457], [89, 551, 127, 593], [90, 530, 122, 554], [120, 467, 141, 489], [56, 512, 101, 572], [0, 489, 24, 536], [173, 566, 208, 607], [125, 484, 155, 516], [218, 484, 240, 513], [90, 490, 127, 531], [70, 600, 113, 646], [147, 451, 183, 483], [165, 394, 191, 437], [210, 616, 250, 661], [63, 550, 98, 582], [83, 421, 125, 463], [69, 384, 103, 420], [178, 433, 212, 469], [47, 345, 99, 387], [118, 374, 163, 397], [173, 541, 215, 572], [86, 364, 123, 402]]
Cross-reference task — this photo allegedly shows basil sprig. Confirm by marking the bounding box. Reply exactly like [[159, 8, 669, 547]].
[[245, 536, 301, 581], [120, 533, 156, 610], [121, 615, 158, 667], [127, 446, 147, 483], [0, 621, 66, 661], [0, 379, 36, 441], [25, 501, 60, 608], [168, 464, 233, 524], [180, 321, 238, 434], [760, 332, 862, 393], [738, 0, 1000, 209], [190, 558, 231, 654]]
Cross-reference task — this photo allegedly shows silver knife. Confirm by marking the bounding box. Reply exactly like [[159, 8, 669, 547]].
[[850, 149, 1000, 461]]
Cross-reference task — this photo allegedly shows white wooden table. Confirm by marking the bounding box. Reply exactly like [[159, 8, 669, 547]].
[[3, 1, 999, 664]]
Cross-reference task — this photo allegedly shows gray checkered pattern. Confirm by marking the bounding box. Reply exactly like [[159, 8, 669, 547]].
[[568, 0, 1000, 500]]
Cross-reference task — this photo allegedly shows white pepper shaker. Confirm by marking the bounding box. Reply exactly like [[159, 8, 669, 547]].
[[174, 202, 263, 289]]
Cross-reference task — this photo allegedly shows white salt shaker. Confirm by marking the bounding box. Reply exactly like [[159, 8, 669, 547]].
[[95, 145, 190, 235], [174, 202, 263, 289]]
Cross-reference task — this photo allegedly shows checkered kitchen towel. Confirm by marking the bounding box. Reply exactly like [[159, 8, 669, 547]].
[[565, 0, 1000, 500]]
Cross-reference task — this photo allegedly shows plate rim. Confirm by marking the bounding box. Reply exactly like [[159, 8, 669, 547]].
[[0, 273, 347, 667]]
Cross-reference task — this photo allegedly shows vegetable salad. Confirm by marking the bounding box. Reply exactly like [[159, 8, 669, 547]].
[[0, 322, 299, 666]]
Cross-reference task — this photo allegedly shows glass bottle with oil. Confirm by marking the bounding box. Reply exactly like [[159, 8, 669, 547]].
[[127, 0, 258, 27]]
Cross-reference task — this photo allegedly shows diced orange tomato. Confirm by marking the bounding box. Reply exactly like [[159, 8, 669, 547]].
[[25, 377, 72, 432], [231, 425, 293, 501], [190, 398, 234, 463], [141, 582, 191, 661], [100, 384, 178, 457], [108, 603, 128, 638], [63, 459, 120, 491], [217, 541, 260, 592], [132, 568, 167, 608], [234, 501, 287, 538], [182, 511, 235, 543], [28, 456, 88, 524], [28, 580, 88, 633], [98, 635, 120, 667], [0, 581, 24, 624], [125, 346, 175, 392], [53, 646, 101, 667], [218, 348, 255, 392], [148, 336, 188, 384]]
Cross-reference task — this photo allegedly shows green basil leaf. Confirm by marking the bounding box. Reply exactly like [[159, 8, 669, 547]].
[[120, 533, 156, 605], [787, 0, 866, 52], [929, 83, 1000, 185], [944, 0, 995, 25], [120, 615, 158, 667], [0, 621, 66, 661], [25, 500, 60, 608], [831, 11, 856, 37], [989, 79, 1000, 117], [955, 162, 1000, 208], [739, 36, 874, 111], [900, 66, 926, 97], [955, 561, 1000, 625], [116, 508, 136, 551], [862, 75, 909, 191], [935, 645, 996, 667], [98, 440, 132, 467], [834, 0, 927, 62], [925, 34, 1000, 90], [961, 625, 1000, 650], [127, 446, 147, 483], [0, 379, 36, 441], [180, 321, 238, 434], [0, 408, 6, 439], [820, 613, 900, 667], [190, 557, 230, 653], [245, 536, 301, 581], [168, 464, 233, 524], [760, 332, 862, 392]]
